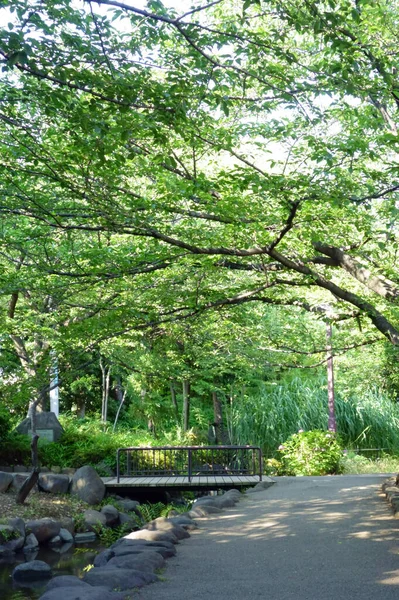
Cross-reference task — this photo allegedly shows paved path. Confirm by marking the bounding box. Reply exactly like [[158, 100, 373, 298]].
[[137, 475, 399, 600]]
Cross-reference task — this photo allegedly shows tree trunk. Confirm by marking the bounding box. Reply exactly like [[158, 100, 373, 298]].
[[182, 380, 190, 432], [212, 391, 229, 444], [170, 380, 179, 425], [100, 358, 111, 423], [113, 389, 127, 433], [16, 434, 40, 504]]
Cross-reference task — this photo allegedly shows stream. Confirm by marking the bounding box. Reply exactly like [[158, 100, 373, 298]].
[[0, 541, 104, 600]]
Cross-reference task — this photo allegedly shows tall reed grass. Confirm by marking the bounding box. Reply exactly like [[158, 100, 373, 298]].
[[227, 377, 399, 456]]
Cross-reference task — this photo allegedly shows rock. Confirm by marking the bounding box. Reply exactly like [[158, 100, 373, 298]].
[[13, 465, 29, 473], [82, 567, 157, 590], [0, 466, 12, 472], [41, 467, 51, 473], [44, 576, 91, 590], [123, 528, 178, 544], [75, 532, 97, 543], [115, 499, 141, 514], [105, 550, 165, 572], [11, 473, 33, 492], [23, 533, 40, 553], [112, 538, 177, 558], [39, 586, 126, 600], [246, 478, 275, 493], [83, 509, 107, 532], [51, 542, 73, 554], [188, 505, 222, 517], [59, 528, 74, 543], [61, 468, 76, 476], [39, 473, 70, 494], [167, 516, 198, 530], [71, 466, 105, 505], [48, 535, 61, 545], [118, 512, 138, 529], [14, 411, 64, 442], [113, 543, 177, 559], [100, 505, 120, 527], [4, 518, 25, 552], [195, 495, 236, 509], [51, 466, 62, 474], [93, 548, 115, 567], [26, 519, 61, 544], [0, 471, 13, 492], [12, 560, 52, 581], [0, 525, 15, 544], [60, 517, 75, 535], [145, 517, 190, 540]]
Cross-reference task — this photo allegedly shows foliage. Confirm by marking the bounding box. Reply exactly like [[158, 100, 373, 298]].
[[340, 452, 399, 475], [92, 522, 133, 545], [278, 430, 343, 476], [229, 376, 399, 456]]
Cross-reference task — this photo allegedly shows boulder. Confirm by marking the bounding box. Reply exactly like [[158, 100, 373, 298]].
[[74, 532, 97, 543], [111, 538, 177, 558], [115, 499, 141, 514], [0, 525, 16, 545], [83, 509, 107, 532], [123, 528, 178, 544], [60, 517, 75, 535], [103, 550, 165, 573], [39, 586, 126, 600], [48, 535, 62, 545], [100, 505, 120, 527], [167, 516, 198, 530], [26, 519, 61, 543], [13, 465, 29, 473], [105, 550, 165, 572], [0, 471, 13, 492], [12, 560, 52, 581], [4, 518, 25, 552], [113, 543, 176, 559], [59, 528, 74, 543], [245, 478, 275, 493], [71, 466, 105, 505], [23, 533, 40, 553], [39, 474, 70, 494], [11, 473, 34, 492], [188, 505, 222, 517], [93, 548, 115, 567], [118, 512, 138, 530], [45, 576, 91, 590], [145, 517, 190, 540], [82, 567, 157, 590], [14, 411, 64, 442]]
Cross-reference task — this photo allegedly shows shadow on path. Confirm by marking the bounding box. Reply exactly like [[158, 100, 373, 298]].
[[138, 474, 399, 600]]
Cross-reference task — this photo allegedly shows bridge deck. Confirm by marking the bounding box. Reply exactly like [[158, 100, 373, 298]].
[[104, 474, 260, 489]]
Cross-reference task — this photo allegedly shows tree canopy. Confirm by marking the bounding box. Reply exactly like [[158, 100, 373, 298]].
[[1, 0, 399, 415]]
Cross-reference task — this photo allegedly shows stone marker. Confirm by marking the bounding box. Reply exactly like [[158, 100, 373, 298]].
[[14, 411, 64, 442]]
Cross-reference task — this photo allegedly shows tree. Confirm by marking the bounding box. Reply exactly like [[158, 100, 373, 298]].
[[1, 0, 399, 398]]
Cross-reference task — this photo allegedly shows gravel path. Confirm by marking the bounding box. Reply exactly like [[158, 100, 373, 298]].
[[137, 475, 399, 600]]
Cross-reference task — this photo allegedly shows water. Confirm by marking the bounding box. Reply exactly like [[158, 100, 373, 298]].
[[0, 542, 103, 600]]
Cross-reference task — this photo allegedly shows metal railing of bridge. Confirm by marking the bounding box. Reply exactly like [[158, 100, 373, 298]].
[[116, 445, 263, 483]]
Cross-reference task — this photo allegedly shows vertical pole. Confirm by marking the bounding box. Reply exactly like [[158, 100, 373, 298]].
[[326, 321, 337, 432], [188, 448, 192, 482], [50, 351, 59, 417]]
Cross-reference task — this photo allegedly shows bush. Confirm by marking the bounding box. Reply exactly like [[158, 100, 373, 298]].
[[0, 406, 13, 441], [278, 430, 343, 476]]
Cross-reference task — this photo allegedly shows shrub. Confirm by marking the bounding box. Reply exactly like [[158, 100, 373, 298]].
[[278, 430, 343, 476]]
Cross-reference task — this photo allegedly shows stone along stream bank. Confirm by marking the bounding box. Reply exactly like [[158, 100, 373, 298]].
[[1, 464, 275, 600]]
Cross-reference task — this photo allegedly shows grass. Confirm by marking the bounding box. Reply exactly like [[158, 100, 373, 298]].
[[340, 453, 399, 475], [227, 376, 399, 456]]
